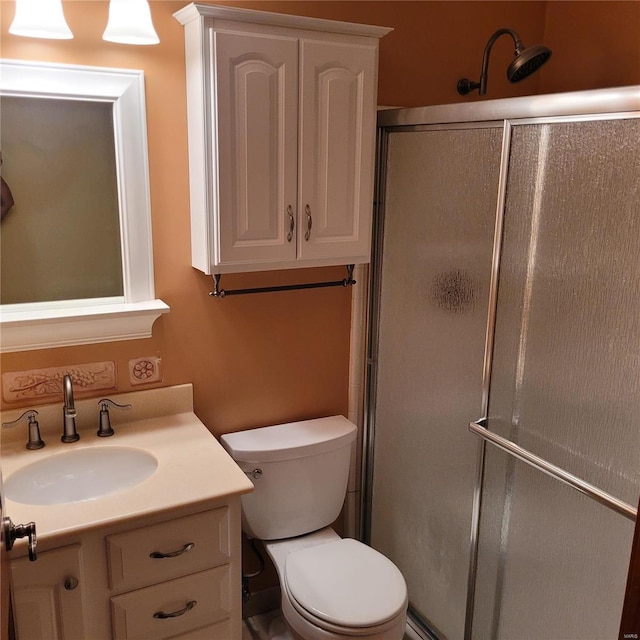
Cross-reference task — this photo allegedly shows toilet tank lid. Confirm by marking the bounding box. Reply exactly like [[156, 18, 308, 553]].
[[220, 416, 357, 463]]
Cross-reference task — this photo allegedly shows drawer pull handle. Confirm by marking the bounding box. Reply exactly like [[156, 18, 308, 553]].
[[153, 600, 197, 619], [149, 542, 195, 559]]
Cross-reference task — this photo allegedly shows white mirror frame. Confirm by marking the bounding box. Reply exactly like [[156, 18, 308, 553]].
[[0, 60, 169, 352]]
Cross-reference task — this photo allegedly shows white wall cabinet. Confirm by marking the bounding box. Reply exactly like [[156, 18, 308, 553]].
[[10, 504, 241, 640], [175, 3, 391, 275]]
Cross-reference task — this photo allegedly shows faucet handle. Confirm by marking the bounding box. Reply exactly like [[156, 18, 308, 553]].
[[97, 399, 132, 437], [2, 410, 45, 450]]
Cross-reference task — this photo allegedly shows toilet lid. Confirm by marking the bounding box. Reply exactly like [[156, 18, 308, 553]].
[[284, 539, 407, 628]]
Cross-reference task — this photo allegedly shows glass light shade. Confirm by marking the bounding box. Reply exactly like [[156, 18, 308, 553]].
[[9, 0, 73, 40], [102, 0, 159, 45]]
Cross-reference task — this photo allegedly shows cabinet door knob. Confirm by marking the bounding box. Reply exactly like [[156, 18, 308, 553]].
[[153, 600, 197, 619], [304, 204, 312, 241], [64, 577, 79, 591], [286, 205, 295, 242]]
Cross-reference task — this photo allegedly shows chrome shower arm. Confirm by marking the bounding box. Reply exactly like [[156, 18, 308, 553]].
[[457, 27, 550, 97], [477, 28, 522, 95], [458, 28, 521, 96]]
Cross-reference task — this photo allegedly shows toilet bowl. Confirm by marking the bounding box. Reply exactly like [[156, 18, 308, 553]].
[[265, 529, 407, 640], [220, 417, 408, 640]]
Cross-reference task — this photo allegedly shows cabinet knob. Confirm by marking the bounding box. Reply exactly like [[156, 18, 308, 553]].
[[304, 204, 312, 241], [286, 205, 295, 242], [64, 577, 79, 591]]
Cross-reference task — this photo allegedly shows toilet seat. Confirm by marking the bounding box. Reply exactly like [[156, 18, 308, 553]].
[[284, 539, 407, 631]]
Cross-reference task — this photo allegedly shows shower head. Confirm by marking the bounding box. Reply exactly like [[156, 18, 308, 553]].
[[457, 28, 551, 96], [507, 44, 552, 83]]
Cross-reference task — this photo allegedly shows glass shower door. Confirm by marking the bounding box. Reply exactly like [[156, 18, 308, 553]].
[[471, 117, 640, 639], [368, 125, 502, 639]]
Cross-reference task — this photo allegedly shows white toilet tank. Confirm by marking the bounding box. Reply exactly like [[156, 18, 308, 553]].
[[221, 416, 357, 540]]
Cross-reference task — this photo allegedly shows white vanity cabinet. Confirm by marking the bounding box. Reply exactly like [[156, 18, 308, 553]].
[[174, 3, 391, 274], [10, 503, 241, 640], [3, 386, 253, 640]]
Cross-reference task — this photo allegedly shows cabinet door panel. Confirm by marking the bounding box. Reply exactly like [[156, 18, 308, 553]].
[[11, 544, 86, 640], [214, 31, 298, 266], [298, 39, 377, 262]]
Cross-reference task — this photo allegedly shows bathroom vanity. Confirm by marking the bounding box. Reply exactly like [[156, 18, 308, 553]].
[[1, 384, 253, 639]]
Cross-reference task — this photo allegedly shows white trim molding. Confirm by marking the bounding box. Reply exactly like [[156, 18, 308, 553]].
[[0, 60, 169, 352], [1, 300, 169, 352]]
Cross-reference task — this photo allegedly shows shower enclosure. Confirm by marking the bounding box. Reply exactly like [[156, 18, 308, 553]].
[[364, 88, 640, 640]]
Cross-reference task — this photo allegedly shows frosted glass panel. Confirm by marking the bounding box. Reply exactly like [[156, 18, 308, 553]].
[[488, 119, 640, 505], [370, 127, 502, 638], [472, 446, 634, 639], [474, 117, 640, 639]]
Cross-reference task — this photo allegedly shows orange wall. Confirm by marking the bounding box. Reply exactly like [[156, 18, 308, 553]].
[[214, 1, 549, 105], [0, 1, 638, 440], [540, 1, 640, 94]]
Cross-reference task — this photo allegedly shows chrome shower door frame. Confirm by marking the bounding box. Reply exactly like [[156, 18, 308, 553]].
[[365, 85, 640, 640]]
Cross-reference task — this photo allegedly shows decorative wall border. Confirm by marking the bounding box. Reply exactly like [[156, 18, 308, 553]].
[[2, 361, 116, 404]]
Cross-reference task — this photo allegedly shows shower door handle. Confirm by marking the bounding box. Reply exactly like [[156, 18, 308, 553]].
[[469, 418, 637, 521]]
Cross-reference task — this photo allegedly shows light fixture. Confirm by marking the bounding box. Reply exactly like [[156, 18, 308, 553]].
[[102, 0, 159, 45], [9, 0, 73, 40], [457, 28, 551, 96]]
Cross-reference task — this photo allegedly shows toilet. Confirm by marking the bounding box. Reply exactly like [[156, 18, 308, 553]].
[[221, 416, 408, 640]]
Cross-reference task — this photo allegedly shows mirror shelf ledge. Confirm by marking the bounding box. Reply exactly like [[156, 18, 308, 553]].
[[0, 299, 169, 353]]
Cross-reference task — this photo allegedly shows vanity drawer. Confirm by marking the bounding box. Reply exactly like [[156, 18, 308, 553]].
[[168, 619, 231, 639], [107, 508, 230, 591], [111, 566, 230, 639]]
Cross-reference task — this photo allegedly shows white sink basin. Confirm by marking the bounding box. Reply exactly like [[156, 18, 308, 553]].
[[4, 447, 158, 505]]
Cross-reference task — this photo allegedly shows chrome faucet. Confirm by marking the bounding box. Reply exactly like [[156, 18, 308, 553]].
[[61, 374, 79, 443]]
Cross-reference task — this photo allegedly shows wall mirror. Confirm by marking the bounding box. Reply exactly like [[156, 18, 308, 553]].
[[0, 60, 169, 352]]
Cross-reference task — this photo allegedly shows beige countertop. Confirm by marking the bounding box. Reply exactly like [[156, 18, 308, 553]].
[[1, 384, 253, 546]]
